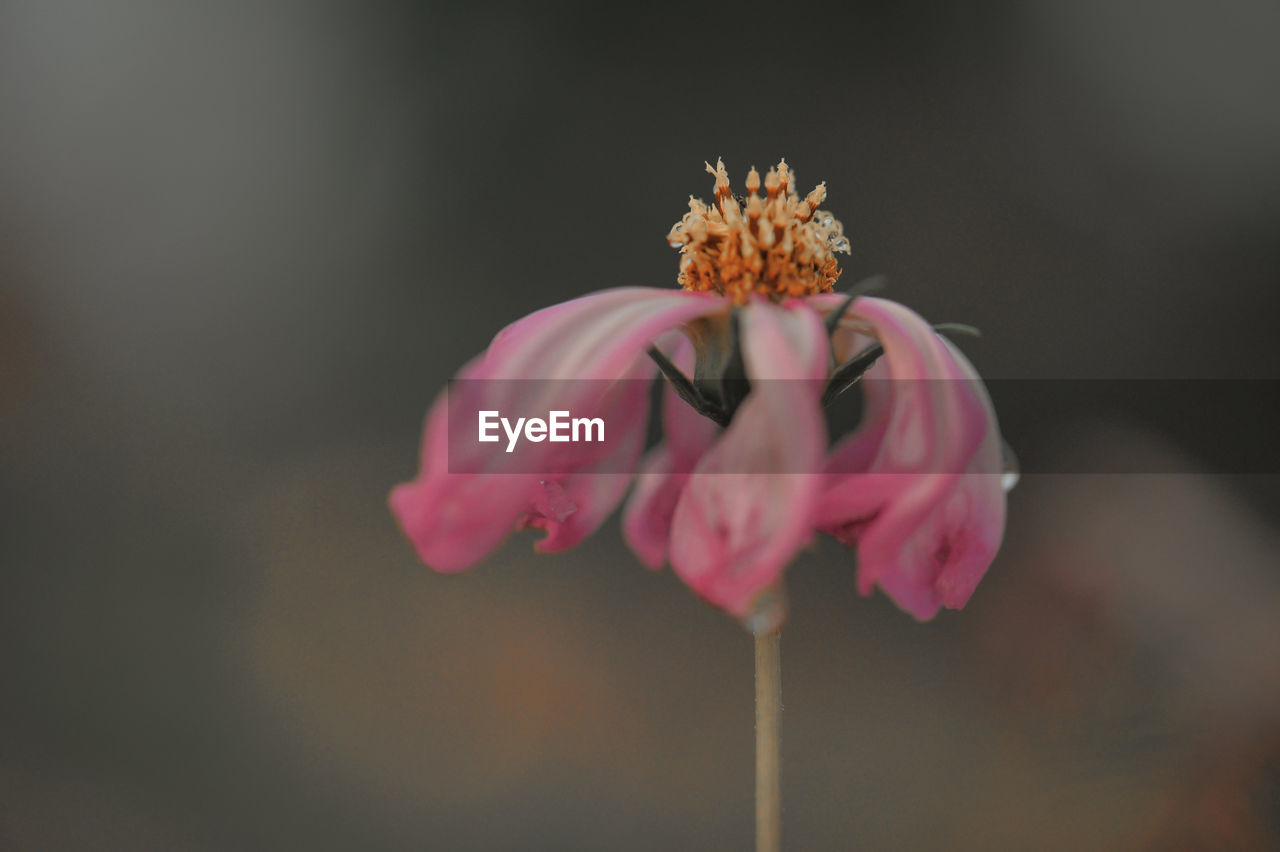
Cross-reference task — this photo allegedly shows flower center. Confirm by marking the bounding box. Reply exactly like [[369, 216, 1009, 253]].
[[668, 158, 849, 304]]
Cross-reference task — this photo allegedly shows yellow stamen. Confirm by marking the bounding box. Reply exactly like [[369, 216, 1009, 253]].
[[668, 159, 848, 303]]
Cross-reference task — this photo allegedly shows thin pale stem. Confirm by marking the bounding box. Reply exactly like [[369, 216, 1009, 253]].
[[755, 630, 782, 852]]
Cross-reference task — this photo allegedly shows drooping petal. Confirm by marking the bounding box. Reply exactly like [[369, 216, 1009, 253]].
[[389, 396, 536, 573], [668, 298, 829, 623], [867, 384, 1006, 618], [527, 362, 654, 554], [620, 446, 684, 569], [814, 296, 1006, 619], [390, 288, 724, 572], [484, 287, 725, 381], [622, 333, 720, 568]]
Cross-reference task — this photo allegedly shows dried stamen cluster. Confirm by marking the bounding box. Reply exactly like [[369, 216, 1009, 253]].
[[668, 158, 849, 303]]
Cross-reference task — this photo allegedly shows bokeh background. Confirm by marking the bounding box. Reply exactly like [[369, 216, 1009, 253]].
[[3, 1, 1280, 849]]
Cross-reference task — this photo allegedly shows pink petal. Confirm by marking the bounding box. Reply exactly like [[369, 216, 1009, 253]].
[[867, 417, 1006, 619], [389, 396, 535, 573], [622, 332, 721, 569], [815, 297, 1006, 619], [668, 298, 829, 622], [485, 287, 724, 380], [621, 445, 687, 569], [527, 378, 652, 554], [390, 288, 723, 572]]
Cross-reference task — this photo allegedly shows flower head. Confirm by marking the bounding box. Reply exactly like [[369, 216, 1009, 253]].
[[670, 158, 847, 303], [390, 160, 1013, 632]]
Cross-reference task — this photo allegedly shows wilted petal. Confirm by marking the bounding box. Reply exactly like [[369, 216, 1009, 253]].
[[621, 446, 686, 569], [528, 376, 653, 553], [868, 401, 1006, 619], [669, 298, 828, 622], [389, 395, 535, 573], [390, 288, 723, 572], [485, 287, 724, 381], [816, 297, 1006, 619], [622, 333, 720, 568]]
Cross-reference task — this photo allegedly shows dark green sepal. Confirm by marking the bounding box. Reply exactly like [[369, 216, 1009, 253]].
[[821, 342, 885, 407], [931, 322, 981, 339], [703, 307, 750, 420], [823, 274, 888, 340], [820, 321, 981, 407], [647, 346, 731, 427]]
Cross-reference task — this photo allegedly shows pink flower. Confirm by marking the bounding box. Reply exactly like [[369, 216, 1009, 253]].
[[390, 160, 1011, 630]]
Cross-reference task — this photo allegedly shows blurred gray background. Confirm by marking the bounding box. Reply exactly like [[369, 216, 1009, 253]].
[[2, 1, 1279, 849]]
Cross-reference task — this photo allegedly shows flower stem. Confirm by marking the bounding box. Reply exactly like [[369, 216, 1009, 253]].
[[755, 629, 781, 852]]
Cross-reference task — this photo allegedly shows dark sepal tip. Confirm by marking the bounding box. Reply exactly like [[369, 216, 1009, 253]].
[[823, 274, 888, 338], [647, 346, 731, 427], [820, 321, 981, 407], [821, 342, 885, 407], [932, 322, 981, 338]]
